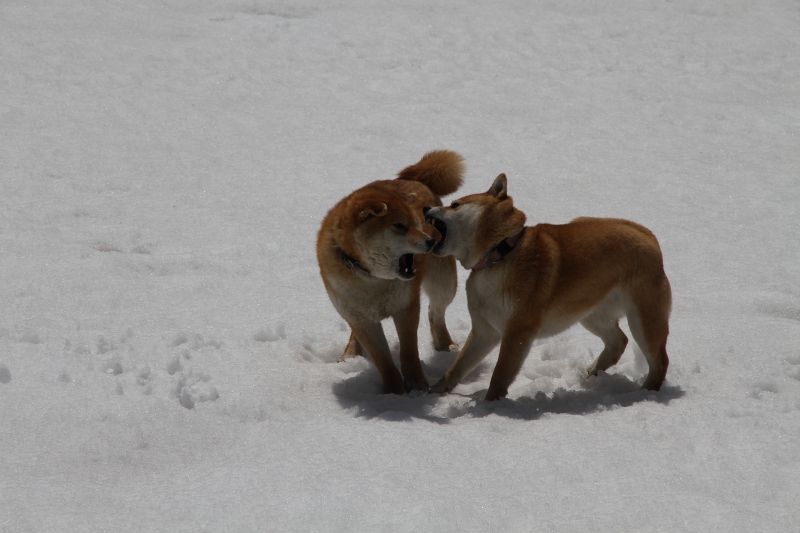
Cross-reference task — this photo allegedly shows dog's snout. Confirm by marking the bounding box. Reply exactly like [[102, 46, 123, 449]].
[[423, 206, 432, 215], [425, 237, 436, 250]]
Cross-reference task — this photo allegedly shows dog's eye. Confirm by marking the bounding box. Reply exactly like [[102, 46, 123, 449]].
[[450, 202, 460, 209], [392, 223, 407, 230]]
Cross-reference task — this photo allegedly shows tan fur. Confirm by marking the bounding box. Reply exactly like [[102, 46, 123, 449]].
[[316, 151, 464, 394], [396, 150, 465, 196], [427, 174, 672, 401]]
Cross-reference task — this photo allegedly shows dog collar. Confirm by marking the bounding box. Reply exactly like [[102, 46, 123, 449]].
[[471, 229, 525, 272], [340, 249, 371, 275]]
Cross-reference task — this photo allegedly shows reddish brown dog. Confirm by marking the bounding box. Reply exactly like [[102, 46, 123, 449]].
[[316, 151, 464, 394], [425, 174, 672, 401]]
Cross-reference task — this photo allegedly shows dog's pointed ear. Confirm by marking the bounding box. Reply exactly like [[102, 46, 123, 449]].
[[358, 202, 388, 221], [488, 173, 508, 199]]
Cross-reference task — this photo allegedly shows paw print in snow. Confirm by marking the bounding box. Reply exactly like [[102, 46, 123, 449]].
[[253, 323, 286, 342], [0, 364, 11, 384], [172, 369, 219, 409]]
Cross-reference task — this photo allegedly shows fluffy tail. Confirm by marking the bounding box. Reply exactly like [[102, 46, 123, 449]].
[[396, 150, 464, 197]]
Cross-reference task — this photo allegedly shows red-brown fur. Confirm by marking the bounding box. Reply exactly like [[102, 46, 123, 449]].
[[427, 174, 672, 401], [316, 151, 464, 394]]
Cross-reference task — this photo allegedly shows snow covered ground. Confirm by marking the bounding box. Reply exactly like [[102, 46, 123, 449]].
[[1, 0, 799, 530]]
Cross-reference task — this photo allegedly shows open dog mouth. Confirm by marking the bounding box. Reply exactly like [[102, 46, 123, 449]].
[[426, 217, 448, 253], [398, 253, 415, 279]]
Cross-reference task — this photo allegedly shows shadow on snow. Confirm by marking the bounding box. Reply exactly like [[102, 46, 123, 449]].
[[331, 358, 685, 424]]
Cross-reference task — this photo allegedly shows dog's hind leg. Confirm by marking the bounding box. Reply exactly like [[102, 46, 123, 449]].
[[581, 298, 628, 377], [392, 293, 430, 392], [583, 320, 628, 377], [351, 321, 405, 395], [423, 255, 458, 352], [340, 330, 363, 361], [627, 275, 672, 391]]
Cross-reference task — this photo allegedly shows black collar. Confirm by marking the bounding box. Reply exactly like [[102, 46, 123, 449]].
[[340, 249, 371, 275], [471, 228, 525, 272]]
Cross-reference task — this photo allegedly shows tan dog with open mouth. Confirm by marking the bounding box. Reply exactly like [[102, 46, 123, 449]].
[[316, 151, 464, 394], [424, 173, 672, 401]]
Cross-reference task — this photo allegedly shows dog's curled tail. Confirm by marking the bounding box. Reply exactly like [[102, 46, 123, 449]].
[[396, 150, 464, 197]]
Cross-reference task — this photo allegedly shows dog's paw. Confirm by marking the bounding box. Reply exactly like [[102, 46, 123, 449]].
[[430, 378, 452, 395], [384, 382, 406, 395], [432, 341, 453, 352], [403, 374, 429, 392], [431, 334, 458, 352], [434, 342, 459, 352], [641, 376, 664, 392], [483, 389, 506, 402]]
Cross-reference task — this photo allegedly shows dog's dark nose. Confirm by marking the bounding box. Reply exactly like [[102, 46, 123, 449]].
[[425, 238, 436, 250], [423, 206, 431, 215]]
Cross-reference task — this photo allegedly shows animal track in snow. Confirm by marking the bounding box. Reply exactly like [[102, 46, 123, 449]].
[[136, 366, 154, 395], [748, 380, 779, 399], [104, 358, 124, 376], [91, 233, 154, 255], [253, 323, 286, 342], [92, 241, 123, 253], [17, 331, 41, 344], [785, 355, 800, 381], [172, 369, 218, 409], [294, 332, 343, 363], [169, 332, 222, 350], [62, 328, 222, 404], [231, 3, 317, 19], [166, 355, 183, 375], [161, 332, 222, 408]]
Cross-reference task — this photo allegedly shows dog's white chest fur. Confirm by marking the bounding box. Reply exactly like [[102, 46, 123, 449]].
[[466, 266, 516, 332], [328, 274, 412, 323]]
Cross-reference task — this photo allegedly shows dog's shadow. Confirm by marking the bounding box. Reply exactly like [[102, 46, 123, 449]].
[[331, 352, 685, 423]]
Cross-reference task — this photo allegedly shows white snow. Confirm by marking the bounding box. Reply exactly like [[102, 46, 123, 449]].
[[1, 0, 799, 531]]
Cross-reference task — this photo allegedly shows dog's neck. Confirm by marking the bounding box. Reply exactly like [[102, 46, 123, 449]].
[[339, 248, 371, 275], [471, 229, 525, 272]]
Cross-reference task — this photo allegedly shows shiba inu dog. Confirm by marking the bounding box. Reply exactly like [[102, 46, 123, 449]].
[[424, 173, 672, 401], [317, 151, 464, 394]]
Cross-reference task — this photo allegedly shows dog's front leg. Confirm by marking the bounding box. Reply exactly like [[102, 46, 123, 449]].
[[351, 321, 405, 395], [392, 302, 429, 391], [484, 323, 537, 401], [431, 315, 501, 394], [339, 330, 363, 361]]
